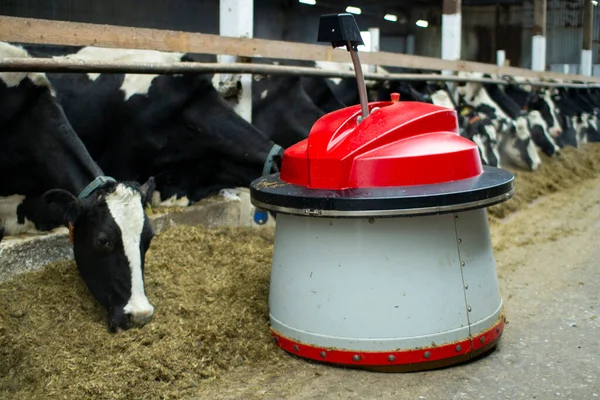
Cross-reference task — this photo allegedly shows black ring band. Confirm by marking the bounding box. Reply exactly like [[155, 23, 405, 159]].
[[250, 166, 514, 218]]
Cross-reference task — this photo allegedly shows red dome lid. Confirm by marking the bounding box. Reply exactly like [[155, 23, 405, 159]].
[[280, 95, 483, 190]]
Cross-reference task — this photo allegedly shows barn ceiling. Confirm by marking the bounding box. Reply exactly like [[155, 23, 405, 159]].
[[294, 0, 433, 18], [288, 0, 525, 37], [295, 0, 525, 17]]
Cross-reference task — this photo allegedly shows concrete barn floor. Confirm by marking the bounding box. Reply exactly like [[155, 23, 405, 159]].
[[194, 177, 600, 400]]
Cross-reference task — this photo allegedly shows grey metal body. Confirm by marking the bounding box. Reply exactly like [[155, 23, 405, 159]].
[[268, 208, 503, 351]]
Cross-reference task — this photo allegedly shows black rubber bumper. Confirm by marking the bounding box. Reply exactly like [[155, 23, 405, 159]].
[[249, 166, 514, 218]]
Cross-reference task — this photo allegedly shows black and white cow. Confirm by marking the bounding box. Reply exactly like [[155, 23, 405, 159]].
[[250, 59, 376, 150], [0, 42, 156, 333], [422, 81, 502, 168], [20, 45, 284, 206], [456, 102, 501, 168], [552, 87, 600, 144], [502, 83, 563, 156], [554, 111, 580, 148], [567, 87, 598, 114], [252, 74, 326, 148], [587, 88, 600, 110], [566, 88, 600, 142], [456, 78, 542, 171], [538, 87, 582, 147], [309, 60, 375, 107], [534, 87, 579, 148], [300, 76, 346, 113], [481, 80, 560, 158]]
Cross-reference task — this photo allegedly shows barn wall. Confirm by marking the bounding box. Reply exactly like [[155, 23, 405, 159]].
[[411, 4, 524, 66], [380, 36, 406, 54], [462, 5, 523, 65], [522, 0, 600, 69], [410, 5, 441, 58], [413, 26, 442, 59], [407, 0, 599, 73]]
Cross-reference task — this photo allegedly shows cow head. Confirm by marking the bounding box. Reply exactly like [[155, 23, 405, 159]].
[[459, 106, 501, 168], [578, 113, 592, 143], [43, 177, 156, 333], [150, 73, 283, 195], [527, 110, 561, 156], [252, 74, 325, 148], [479, 122, 501, 168], [501, 117, 542, 171], [556, 113, 579, 148], [581, 113, 600, 143], [531, 90, 564, 138], [455, 82, 481, 103]]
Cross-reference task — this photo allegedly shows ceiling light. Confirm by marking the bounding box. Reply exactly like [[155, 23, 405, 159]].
[[298, 0, 316, 4], [593, 0, 598, 6], [416, 19, 429, 28], [384, 14, 398, 22], [345, 6, 361, 14]]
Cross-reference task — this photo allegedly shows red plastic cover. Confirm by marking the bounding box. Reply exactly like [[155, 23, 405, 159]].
[[280, 97, 483, 190]]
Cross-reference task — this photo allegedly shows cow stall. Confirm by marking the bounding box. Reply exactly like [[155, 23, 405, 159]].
[[1, 5, 600, 399]]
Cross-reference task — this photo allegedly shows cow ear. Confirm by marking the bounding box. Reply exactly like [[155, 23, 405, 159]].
[[43, 189, 82, 226], [140, 177, 156, 207]]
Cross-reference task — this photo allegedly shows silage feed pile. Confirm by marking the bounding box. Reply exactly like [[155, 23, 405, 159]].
[[1, 143, 600, 399], [0, 226, 286, 400], [488, 143, 600, 219]]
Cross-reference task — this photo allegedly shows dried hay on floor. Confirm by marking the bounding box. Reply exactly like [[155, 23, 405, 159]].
[[0, 225, 285, 400], [488, 142, 600, 220]]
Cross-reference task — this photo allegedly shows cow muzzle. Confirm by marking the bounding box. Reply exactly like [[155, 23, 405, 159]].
[[112, 309, 154, 333], [128, 307, 155, 327], [550, 127, 562, 137], [110, 303, 155, 333]]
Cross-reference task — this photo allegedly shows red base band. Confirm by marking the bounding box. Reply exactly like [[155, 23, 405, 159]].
[[272, 314, 505, 369]]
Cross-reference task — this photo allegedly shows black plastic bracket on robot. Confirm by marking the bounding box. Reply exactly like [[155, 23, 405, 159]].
[[317, 13, 364, 52]]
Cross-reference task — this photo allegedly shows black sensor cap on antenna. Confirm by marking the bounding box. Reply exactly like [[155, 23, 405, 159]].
[[317, 13, 364, 50]]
